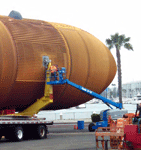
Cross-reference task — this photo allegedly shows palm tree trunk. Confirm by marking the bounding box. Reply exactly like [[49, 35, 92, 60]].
[[116, 47, 122, 107]]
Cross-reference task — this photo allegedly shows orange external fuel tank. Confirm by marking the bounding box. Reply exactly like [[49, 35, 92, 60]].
[[0, 15, 116, 111]]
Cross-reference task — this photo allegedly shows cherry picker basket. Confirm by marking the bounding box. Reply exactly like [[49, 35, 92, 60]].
[[47, 67, 66, 85]]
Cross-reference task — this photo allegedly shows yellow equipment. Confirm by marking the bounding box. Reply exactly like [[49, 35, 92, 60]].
[[16, 56, 53, 116]]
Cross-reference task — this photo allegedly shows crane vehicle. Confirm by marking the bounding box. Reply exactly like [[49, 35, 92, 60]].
[[0, 56, 53, 141]]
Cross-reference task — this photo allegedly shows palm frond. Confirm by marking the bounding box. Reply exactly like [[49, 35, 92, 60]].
[[106, 39, 112, 45], [118, 35, 125, 46], [106, 33, 133, 51], [106, 39, 113, 50], [124, 43, 133, 51], [111, 33, 119, 44], [108, 45, 114, 50], [124, 37, 130, 43]]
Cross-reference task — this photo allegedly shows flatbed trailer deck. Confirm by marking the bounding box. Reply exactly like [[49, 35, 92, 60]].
[[0, 115, 53, 141], [0, 116, 53, 125]]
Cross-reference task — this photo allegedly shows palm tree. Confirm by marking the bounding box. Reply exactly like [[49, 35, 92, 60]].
[[106, 33, 133, 107]]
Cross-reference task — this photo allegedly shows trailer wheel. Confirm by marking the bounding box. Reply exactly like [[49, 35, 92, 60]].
[[36, 125, 47, 139], [88, 123, 95, 132], [13, 126, 24, 141], [6, 126, 24, 141]]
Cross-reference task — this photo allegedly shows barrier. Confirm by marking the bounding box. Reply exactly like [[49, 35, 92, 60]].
[[77, 121, 84, 130]]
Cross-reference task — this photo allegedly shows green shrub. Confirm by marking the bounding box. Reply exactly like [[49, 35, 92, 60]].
[[91, 113, 101, 122]]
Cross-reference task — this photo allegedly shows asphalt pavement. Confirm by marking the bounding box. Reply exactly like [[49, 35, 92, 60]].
[[0, 120, 107, 150]]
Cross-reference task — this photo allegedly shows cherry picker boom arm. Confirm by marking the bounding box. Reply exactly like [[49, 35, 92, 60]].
[[65, 79, 122, 109], [47, 67, 122, 109]]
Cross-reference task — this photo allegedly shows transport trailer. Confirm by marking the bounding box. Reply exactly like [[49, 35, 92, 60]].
[[0, 115, 53, 141], [0, 56, 54, 141]]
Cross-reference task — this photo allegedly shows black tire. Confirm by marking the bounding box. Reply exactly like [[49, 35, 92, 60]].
[[6, 126, 24, 141], [13, 126, 24, 141], [88, 123, 95, 132], [35, 125, 47, 139]]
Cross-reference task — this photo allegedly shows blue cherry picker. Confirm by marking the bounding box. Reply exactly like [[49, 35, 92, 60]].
[[45, 56, 127, 132]]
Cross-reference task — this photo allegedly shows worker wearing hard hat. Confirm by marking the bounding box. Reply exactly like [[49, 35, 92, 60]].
[[50, 65, 58, 81], [50, 65, 58, 73]]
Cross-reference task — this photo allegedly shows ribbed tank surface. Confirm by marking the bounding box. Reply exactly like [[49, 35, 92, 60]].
[[0, 16, 116, 111]]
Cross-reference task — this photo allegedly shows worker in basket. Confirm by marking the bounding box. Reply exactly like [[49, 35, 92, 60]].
[[50, 65, 58, 81]]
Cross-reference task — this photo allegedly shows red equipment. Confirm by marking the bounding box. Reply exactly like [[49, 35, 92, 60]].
[[95, 113, 136, 149], [124, 124, 141, 149]]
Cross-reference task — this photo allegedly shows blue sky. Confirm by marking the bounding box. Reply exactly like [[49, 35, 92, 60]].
[[0, 0, 141, 84]]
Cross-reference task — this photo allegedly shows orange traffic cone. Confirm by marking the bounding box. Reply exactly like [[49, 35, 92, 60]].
[[74, 125, 78, 130]]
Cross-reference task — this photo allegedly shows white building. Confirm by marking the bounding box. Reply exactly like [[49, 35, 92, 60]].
[[122, 81, 141, 98], [101, 81, 141, 99]]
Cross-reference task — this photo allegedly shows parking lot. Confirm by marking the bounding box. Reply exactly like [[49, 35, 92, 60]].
[[0, 123, 97, 150]]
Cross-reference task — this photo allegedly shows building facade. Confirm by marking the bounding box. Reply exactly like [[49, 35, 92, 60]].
[[101, 81, 141, 99], [122, 81, 141, 98]]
